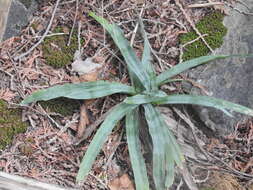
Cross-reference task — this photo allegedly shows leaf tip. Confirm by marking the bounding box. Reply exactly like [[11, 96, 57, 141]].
[[88, 11, 95, 17]]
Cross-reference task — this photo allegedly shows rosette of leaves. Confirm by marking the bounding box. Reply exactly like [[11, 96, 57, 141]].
[[21, 13, 253, 190]]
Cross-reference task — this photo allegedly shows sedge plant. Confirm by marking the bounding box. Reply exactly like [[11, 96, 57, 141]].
[[21, 13, 253, 190]]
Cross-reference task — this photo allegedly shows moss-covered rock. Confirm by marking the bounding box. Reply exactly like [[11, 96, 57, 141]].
[[0, 100, 27, 150], [39, 97, 80, 116], [179, 11, 227, 61], [42, 27, 80, 68]]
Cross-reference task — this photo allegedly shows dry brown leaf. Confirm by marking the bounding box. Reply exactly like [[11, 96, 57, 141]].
[[79, 71, 98, 82], [77, 103, 90, 138], [108, 174, 135, 190]]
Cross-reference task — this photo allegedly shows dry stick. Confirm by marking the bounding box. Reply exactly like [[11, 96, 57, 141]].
[[32, 33, 65, 38], [182, 34, 208, 48], [77, 21, 81, 51], [0, 68, 14, 91], [14, 0, 61, 60], [7, 52, 26, 98], [175, 0, 214, 53], [130, 4, 145, 46], [173, 108, 211, 160], [175, 108, 253, 180], [188, 2, 224, 8], [67, 0, 79, 46], [173, 108, 208, 190], [179, 34, 208, 63]]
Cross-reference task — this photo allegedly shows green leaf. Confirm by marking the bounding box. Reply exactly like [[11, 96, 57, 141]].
[[143, 104, 166, 190], [89, 12, 150, 91], [165, 154, 175, 188], [156, 55, 230, 85], [21, 81, 135, 105], [76, 103, 137, 182], [125, 94, 253, 117], [139, 18, 156, 90], [147, 106, 183, 188], [126, 108, 150, 190], [156, 109, 184, 168]]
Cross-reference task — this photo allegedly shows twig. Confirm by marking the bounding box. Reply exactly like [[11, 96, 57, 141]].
[[173, 108, 211, 160], [77, 21, 81, 51], [175, 0, 214, 53], [67, 0, 79, 46], [179, 34, 208, 63], [32, 33, 66, 38], [179, 162, 199, 190], [7, 52, 25, 97], [188, 2, 224, 8], [130, 4, 145, 46], [89, 173, 108, 189], [36, 103, 63, 129], [182, 34, 208, 48], [14, 0, 61, 60], [0, 68, 14, 91], [176, 178, 184, 190], [105, 129, 123, 168]]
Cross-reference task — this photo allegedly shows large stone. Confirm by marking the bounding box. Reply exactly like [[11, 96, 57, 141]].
[[186, 0, 253, 135], [0, 0, 37, 42]]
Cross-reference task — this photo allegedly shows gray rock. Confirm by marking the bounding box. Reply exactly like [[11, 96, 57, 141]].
[[186, 0, 253, 135], [0, 0, 37, 41]]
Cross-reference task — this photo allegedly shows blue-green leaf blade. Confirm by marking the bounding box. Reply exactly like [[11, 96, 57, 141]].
[[126, 108, 150, 190], [76, 103, 137, 182], [20, 81, 135, 105], [152, 107, 183, 188], [125, 94, 253, 117], [89, 12, 150, 90], [165, 154, 175, 188], [144, 104, 166, 190], [139, 18, 156, 90], [156, 55, 231, 85]]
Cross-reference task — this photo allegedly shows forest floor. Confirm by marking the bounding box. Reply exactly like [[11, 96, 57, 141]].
[[1, 0, 253, 190]]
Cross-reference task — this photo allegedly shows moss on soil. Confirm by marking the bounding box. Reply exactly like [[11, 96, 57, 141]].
[[179, 11, 227, 61], [42, 27, 80, 68], [39, 97, 80, 116], [0, 100, 27, 150]]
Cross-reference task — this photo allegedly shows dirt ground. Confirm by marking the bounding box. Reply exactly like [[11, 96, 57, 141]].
[[1, 0, 253, 190]]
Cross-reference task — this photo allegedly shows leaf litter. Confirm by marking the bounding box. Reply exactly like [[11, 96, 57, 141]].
[[0, 0, 251, 190]]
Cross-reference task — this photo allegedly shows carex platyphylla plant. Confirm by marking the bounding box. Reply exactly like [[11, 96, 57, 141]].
[[21, 12, 253, 190]]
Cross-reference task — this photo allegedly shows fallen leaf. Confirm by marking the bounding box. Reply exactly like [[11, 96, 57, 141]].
[[79, 71, 98, 82], [108, 174, 135, 190], [72, 57, 102, 75], [77, 103, 90, 138]]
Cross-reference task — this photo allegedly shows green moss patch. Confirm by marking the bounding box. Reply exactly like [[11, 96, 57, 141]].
[[42, 27, 80, 68], [39, 97, 80, 116], [179, 11, 227, 61], [0, 100, 27, 150]]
